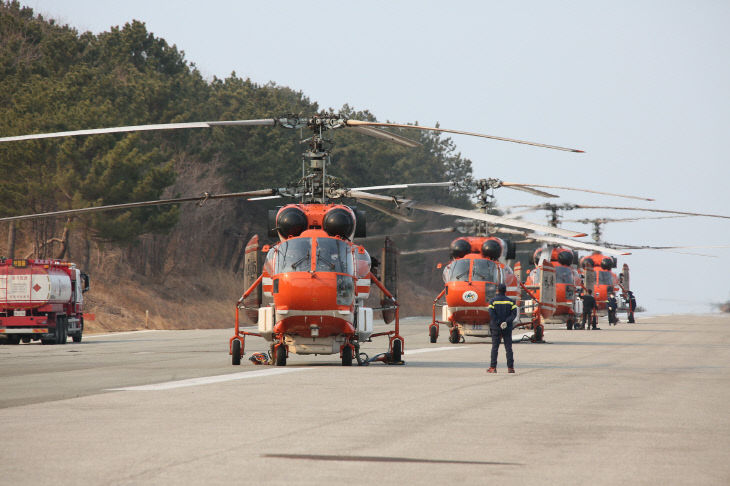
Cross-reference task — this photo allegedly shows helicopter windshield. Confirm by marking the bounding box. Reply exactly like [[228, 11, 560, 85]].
[[316, 238, 354, 274], [555, 266, 575, 285], [598, 271, 614, 286], [275, 238, 312, 273], [472, 259, 499, 283], [444, 259, 471, 282]]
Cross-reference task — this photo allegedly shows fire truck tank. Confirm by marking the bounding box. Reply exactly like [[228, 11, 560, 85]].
[[0, 266, 72, 308]]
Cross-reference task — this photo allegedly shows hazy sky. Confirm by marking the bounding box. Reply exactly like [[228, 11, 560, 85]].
[[20, 0, 730, 313]]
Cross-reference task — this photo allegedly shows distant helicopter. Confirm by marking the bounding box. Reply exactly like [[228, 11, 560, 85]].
[[420, 180, 645, 343], [0, 113, 587, 365], [513, 205, 730, 327]]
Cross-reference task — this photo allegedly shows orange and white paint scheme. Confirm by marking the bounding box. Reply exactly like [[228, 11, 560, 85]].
[[229, 203, 403, 366], [524, 247, 582, 329], [579, 253, 624, 313], [428, 236, 521, 344]]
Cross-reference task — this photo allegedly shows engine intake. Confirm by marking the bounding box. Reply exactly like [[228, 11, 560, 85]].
[[450, 239, 471, 259], [323, 208, 355, 239], [481, 239, 502, 260], [277, 207, 308, 238]]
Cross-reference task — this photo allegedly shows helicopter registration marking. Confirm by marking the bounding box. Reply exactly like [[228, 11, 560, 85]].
[[462, 290, 478, 303]]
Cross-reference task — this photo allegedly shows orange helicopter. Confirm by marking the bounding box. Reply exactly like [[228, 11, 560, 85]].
[[420, 179, 654, 343], [513, 205, 730, 328], [0, 114, 587, 366], [427, 235, 542, 344]]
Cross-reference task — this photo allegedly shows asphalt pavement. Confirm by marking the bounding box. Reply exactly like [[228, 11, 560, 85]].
[[1, 314, 728, 485]]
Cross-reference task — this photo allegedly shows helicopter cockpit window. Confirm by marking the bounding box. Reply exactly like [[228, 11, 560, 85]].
[[472, 259, 498, 283], [598, 271, 614, 286], [263, 246, 276, 275], [316, 238, 354, 274], [354, 248, 371, 278], [275, 238, 312, 273], [555, 266, 574, 285], [445, 259, 471, 282]]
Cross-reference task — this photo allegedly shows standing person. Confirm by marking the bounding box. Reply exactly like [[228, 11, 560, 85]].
[[487, 284, 518, 374], [607, 293, 618, 326], [627, 291, 637, 323], [581, 289, 597, 330]]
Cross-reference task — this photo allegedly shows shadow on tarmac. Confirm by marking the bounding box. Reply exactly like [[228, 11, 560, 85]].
[[262, 453, 522, 466]]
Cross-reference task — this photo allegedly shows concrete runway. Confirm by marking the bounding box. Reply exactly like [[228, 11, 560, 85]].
[[1, 314, 729, 485]]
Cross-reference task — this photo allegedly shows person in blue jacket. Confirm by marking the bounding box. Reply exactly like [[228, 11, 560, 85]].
[[487, 283, 518, 374]]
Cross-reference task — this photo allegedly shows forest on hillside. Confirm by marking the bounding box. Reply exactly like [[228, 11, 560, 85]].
[[0, 2, 488, 325]]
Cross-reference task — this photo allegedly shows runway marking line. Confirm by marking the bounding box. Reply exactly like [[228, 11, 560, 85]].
[[404, 346, 472, 355], [107, 346, 470, 391], [107, 368, 307, 391]]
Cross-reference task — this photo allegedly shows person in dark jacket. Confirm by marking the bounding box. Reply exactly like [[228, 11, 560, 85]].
[[487, 284, 518, 373], [607, 293, 618, 326], [581, 289, 597, 329], [627, 291, 637, 323]]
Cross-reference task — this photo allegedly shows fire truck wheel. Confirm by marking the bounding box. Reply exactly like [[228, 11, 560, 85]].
[[231, 339, 242, 365], [390, 339, 402, 363], [55, 317, 67, 345], [274, 344, 287, 366], [448, 327, 460, 344], [429, 326, 438, 343], [341, 344, 353, 366], [7, 335, 21, 345], [73, 319, 83, 343]]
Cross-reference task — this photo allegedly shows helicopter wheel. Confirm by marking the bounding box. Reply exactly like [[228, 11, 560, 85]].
[[566, 319, 574, 330], [231, 339, 242, 366], [448, 327, 460, 344], [390, 339, 402, 364], [274, 344, 287, 366], [341, 344, 353, 366], [429, 326, 438, 343]]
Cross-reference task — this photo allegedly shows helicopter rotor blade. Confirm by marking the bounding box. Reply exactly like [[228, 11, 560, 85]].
[[499, 183, 654, 201], [0, 189, 278, 222], [504, 185, 559, 198], [568, 205, 730, 219], [0, 119, 278, 143], [520, 234, 631, 256], [350, 182, 454, 191], [609, 243, 730, 250], [560, 215, 687, 224], [348, 126, 421, 148], [346, 190, 588, 238], [344, 120, 585, 153], [399, 247, 451, 256], [354, 198, 416, 223], [504, 203, 730, 220], [357, 227, 458, 241]]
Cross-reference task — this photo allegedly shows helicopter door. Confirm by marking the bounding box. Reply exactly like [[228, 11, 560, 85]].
[[243, 235, 262, 324], [621, 263, 630, 292], [538, 261, 556, 318], [380, 237, 398, 324], [584, 265, 596, 295]]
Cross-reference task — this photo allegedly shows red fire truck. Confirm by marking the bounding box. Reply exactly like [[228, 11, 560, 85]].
[[0, 259, 89, 345]]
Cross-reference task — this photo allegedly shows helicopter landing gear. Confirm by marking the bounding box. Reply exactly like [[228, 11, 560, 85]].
[[273, 342, 287, 366], [429, 325, 438, 343], [389, 338, 403, 364], [566, 318, 574, 330], [231, 339, 242, 366], [531, 323, 545, 343], [341, 343, 354, 366], [448, 326, 460, 344]]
